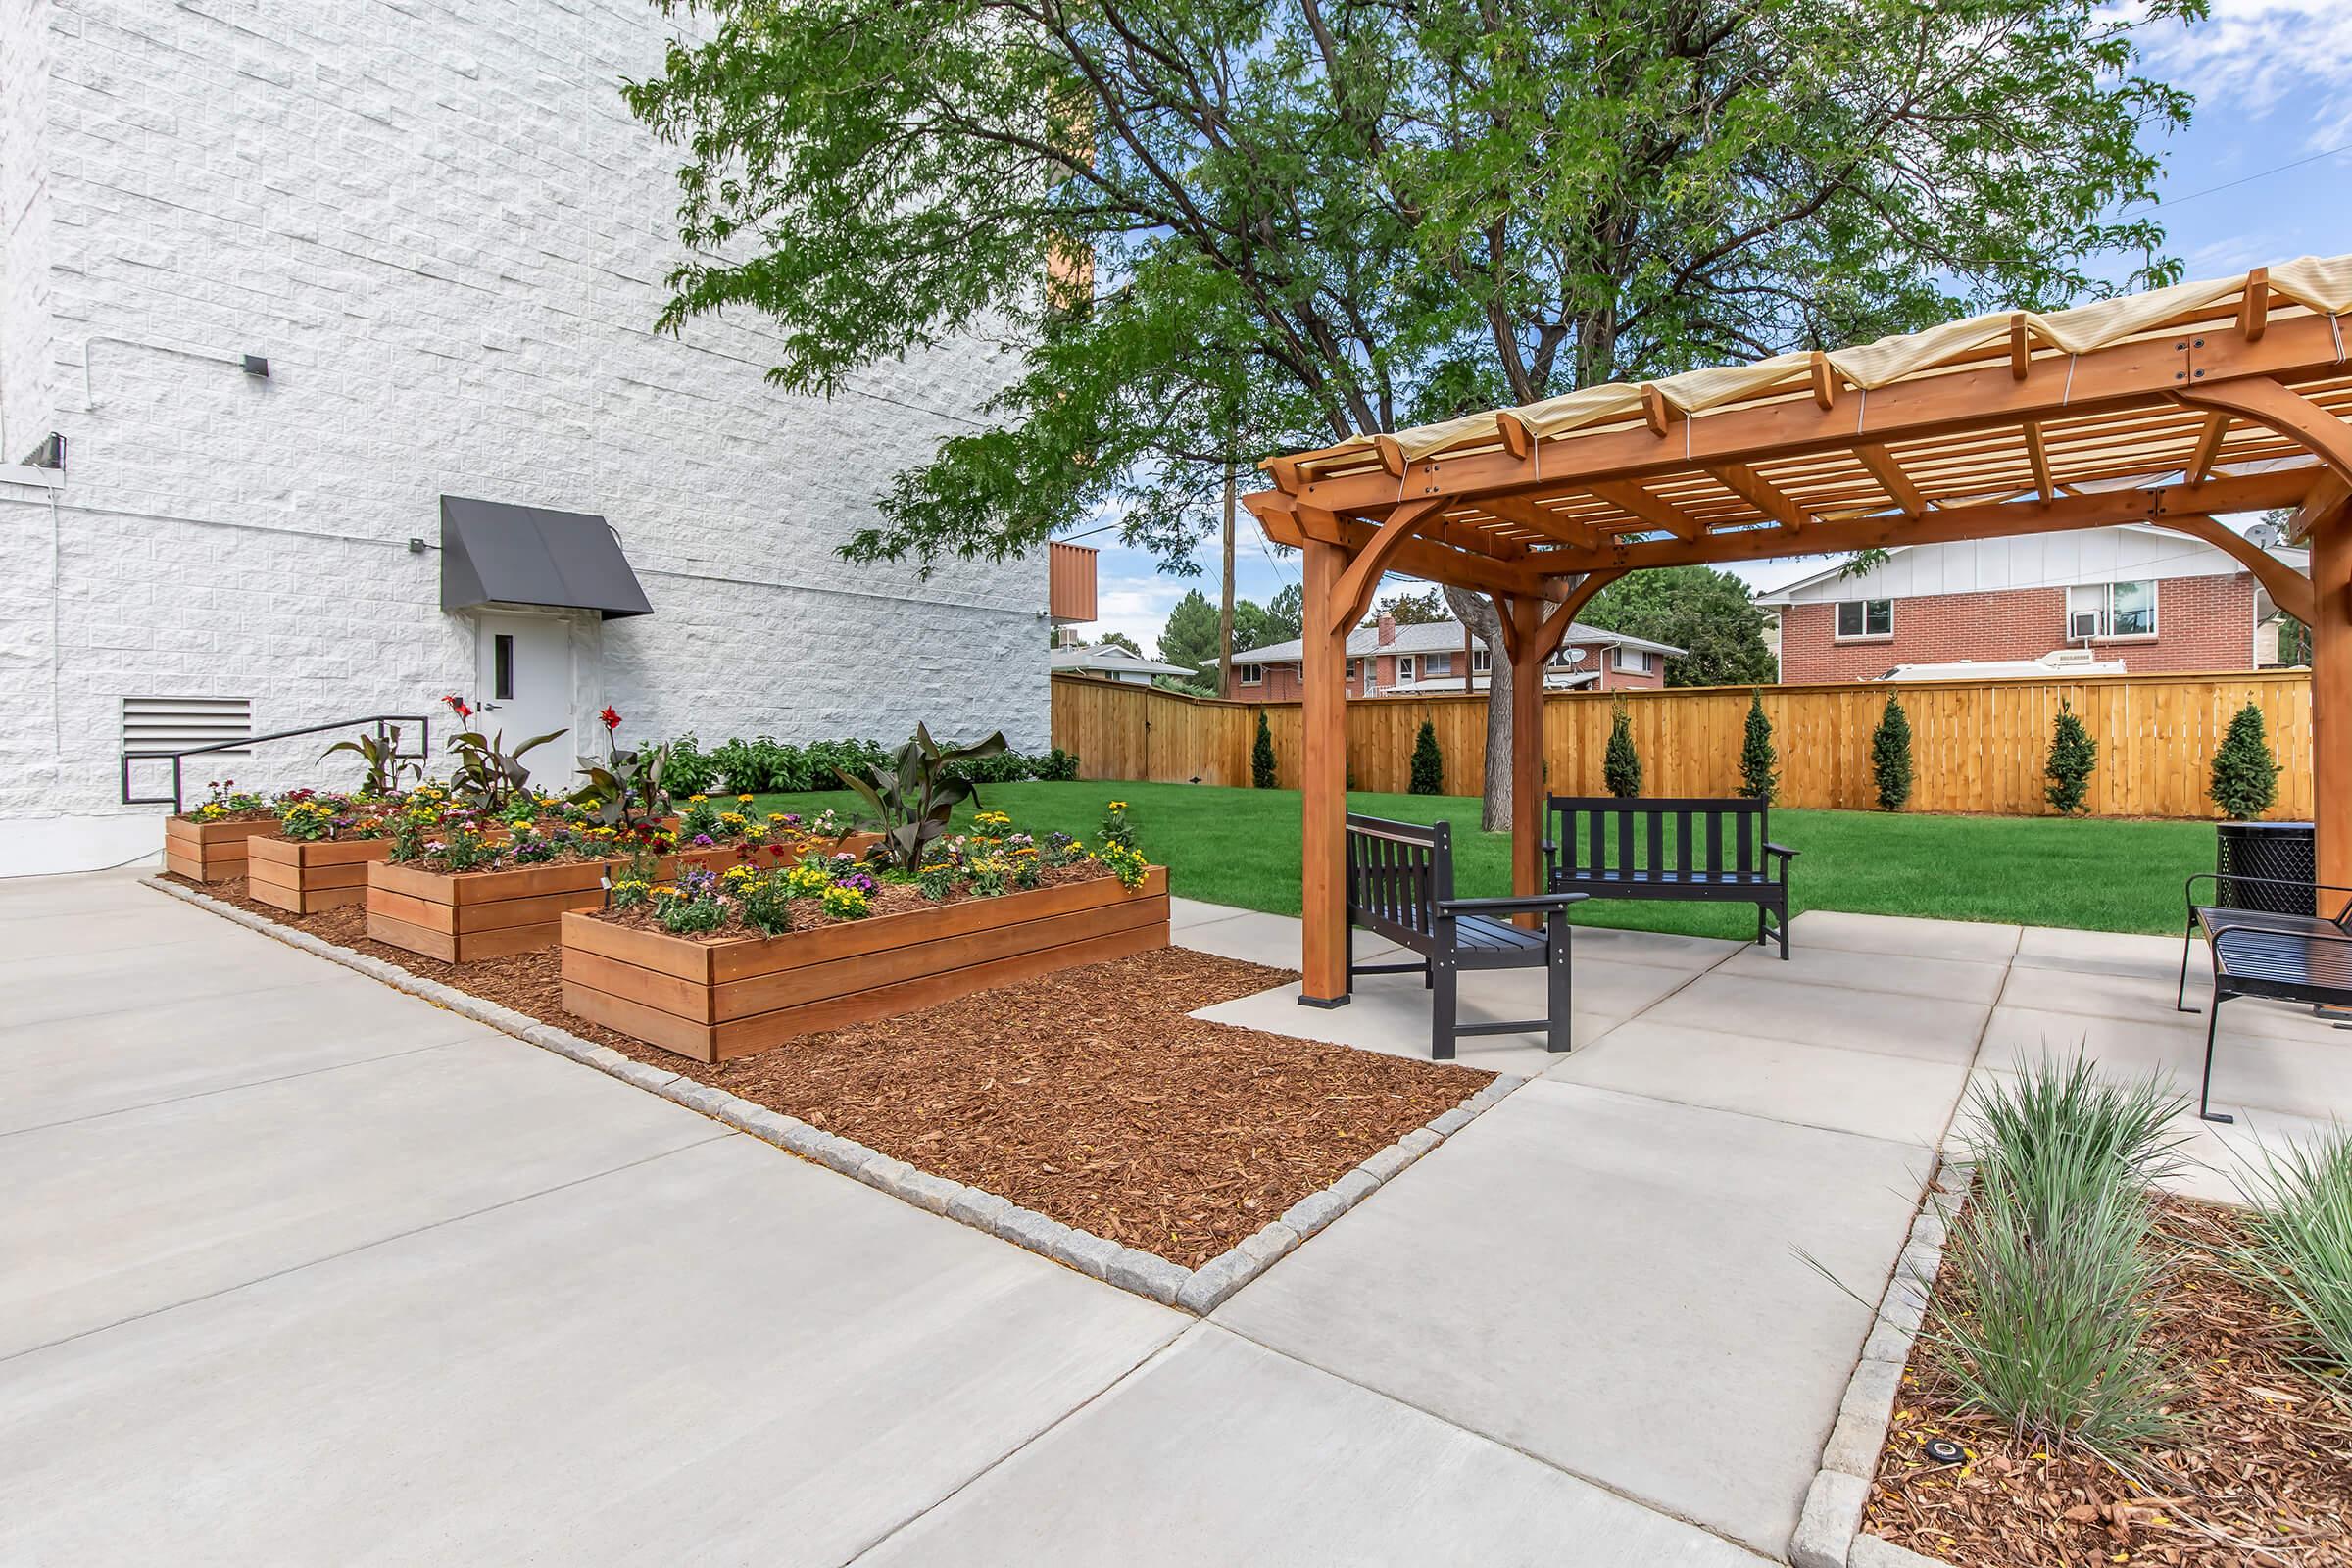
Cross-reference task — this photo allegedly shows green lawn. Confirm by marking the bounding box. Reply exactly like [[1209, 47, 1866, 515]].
[[747, 780, 2211, 938]]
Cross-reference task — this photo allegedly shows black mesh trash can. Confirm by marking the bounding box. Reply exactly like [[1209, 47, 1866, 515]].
[[2215, 820, 2317, 914]]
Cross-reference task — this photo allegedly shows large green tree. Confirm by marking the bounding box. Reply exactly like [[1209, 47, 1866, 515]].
[[1156, 588, 1223, 680], [630, 0, 2200, 816], [1579, 567, 1777, 688], [1232, 584, 1304, 655]]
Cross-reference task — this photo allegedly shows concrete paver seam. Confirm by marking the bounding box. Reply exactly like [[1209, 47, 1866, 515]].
[[142, 878, 1510, 1316]]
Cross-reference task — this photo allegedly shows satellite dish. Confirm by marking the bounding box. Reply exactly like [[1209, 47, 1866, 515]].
[[2245, 520, 2286, 550], [1565, 646, 1587, 664]]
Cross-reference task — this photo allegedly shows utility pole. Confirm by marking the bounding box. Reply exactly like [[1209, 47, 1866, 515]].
[[1218, 465, 1237, 698]]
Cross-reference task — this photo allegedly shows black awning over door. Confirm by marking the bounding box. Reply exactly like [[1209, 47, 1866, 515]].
[[439, 496, 653, 619]]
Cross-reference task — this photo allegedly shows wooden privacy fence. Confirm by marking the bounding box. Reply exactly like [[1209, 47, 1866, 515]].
[[1050, 670, 2314, 819]]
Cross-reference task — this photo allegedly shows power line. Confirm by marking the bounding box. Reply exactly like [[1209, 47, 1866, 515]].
[[2121, 141, 2351, 214]]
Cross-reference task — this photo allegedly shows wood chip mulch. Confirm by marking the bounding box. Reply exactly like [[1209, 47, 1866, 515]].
[[1865, 1196, 2352, 1568], [170, 874, 1487, 1269]]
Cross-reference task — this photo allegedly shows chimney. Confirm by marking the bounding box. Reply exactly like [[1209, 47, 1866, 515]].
[[1377, 612, 1396, 646]]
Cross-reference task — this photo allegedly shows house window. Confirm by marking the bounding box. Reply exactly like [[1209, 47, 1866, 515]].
[[1425, 652, 1450, 677], [492, 634, 515, 701], [1471, 646, 1492, 674], [1395, 656, 1415, 683], [1613, 646, 1649, 674], [1237, 663, 1263, 686], [1836, 599, 1893, 639], [2067, 580, 2157, 640]]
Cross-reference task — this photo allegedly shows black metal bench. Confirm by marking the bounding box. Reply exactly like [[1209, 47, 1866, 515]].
[[2176, 872, 2352, 1122], [1545, 796, 1796, 957], [1344, 813, 1587, 1060]]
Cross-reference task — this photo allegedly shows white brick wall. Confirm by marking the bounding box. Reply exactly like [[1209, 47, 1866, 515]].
[[0, 0, 1050, 872]]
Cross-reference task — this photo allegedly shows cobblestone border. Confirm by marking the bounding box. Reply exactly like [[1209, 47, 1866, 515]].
[[1789, 1159, 1974, 1568], [145, 875, 1520, 1314]]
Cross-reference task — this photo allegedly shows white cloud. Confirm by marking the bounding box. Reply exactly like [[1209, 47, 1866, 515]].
[[2125, 0, 2352, 150]]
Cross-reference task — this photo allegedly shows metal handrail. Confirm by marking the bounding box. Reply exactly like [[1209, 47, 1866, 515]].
[[122, 713, 434, 812]]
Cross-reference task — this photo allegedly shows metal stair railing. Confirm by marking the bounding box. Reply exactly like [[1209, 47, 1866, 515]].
[[122, 713, 434, 812]]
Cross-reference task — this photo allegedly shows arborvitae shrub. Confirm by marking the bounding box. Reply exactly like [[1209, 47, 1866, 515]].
[[1872, 696, 1913, 811], [1739, 690, 1778, 802], [1250, 710, 1278, 790], [2209, 700, 2280, 821], [1604, 701, 1642, 798], [1409, 717, 1444, 795], [2043, 700, 2098, 816]]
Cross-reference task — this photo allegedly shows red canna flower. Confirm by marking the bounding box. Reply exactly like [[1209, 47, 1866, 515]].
[[443, 694, 472, 721], [599, 707, 621, 731]]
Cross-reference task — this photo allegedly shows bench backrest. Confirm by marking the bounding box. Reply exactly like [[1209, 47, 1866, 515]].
[[1547, 795, 1769, 881], [1346, 812, 1455, 945]]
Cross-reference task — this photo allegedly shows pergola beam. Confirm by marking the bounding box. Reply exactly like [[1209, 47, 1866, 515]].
[[2176, 375, 2352, 489], [1854, 443, 1927, 516], [1587, 480, 1704, 540], [1289, 312, 2346, 516], [1705, 463, 1807, 533], [1324, 498, 1445, 637], [2149, 514, 2315, 626]]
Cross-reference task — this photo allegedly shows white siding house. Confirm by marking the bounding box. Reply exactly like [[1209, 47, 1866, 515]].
[[0, 0, 1050, 874]]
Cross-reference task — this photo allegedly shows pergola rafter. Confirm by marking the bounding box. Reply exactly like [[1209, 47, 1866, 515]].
[[1243, 255, 2352, 1008]]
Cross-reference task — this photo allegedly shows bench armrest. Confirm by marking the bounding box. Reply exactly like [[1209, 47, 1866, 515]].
[[2186, 872, 2352, 926], [1764, 842, 1799, 859], [1438, 892, 1590, 916]]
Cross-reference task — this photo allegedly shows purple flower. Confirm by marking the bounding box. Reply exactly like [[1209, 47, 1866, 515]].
[[692, 833, 715, 847], [833, 870, 880, 897]]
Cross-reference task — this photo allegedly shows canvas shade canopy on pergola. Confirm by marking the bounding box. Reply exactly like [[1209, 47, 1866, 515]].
[[1244, 253, 2352, 1008]]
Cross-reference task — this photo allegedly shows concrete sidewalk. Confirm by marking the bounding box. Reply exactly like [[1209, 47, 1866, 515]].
[[2, 874, 1767, 1566]]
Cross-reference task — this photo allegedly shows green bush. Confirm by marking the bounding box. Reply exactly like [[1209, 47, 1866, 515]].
[[1409, 717, 1444, 795], [662, 732, 720, 796], [2232, 1127, 2352, 1379], [1871, 696, 1913, 811], [1928, 1055, 2187, 1454], [1603, 701, 1642, 798], [1739, 690, 1777, 802], [2043, 700, 2097, 816], [2209, 700, 2280, 821], [1251, 710, 1278, 789]]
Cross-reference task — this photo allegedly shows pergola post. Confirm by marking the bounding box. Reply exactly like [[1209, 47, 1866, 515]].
[[2311, 504, 2352, 901], [1298, 537, 1350, 1006], [1508, 597, 1548, 909]]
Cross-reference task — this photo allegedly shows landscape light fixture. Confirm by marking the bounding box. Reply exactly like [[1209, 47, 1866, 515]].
[[241, 355, 270, 379]]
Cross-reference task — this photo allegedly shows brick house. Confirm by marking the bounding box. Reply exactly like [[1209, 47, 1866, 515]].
[[1758, 525, 2309, 684], [0, 0, 1050, 873], [1228, 613, 1682, 701]]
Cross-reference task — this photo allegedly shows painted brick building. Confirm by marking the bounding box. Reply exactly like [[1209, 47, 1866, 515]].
[[1229, 613, 1680, 701], [0, 0, 1050, 874], [1759, 525, 2306, 685]]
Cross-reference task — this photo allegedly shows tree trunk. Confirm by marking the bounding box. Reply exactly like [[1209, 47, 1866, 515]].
[[1218, 467, 1236, 698], [1444, 586, 1512, 832]]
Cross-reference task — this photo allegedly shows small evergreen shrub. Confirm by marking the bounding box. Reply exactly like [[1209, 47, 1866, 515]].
[[1603, 701, 1642, 798], [2043, 700, 2097, 816], [1739, 690, 1777, 802], [1409, 717, 1444, 795], [2209, 700, 2280, 820], [1251, 710, 1278, 789], [1871, 696, 1913, 811]]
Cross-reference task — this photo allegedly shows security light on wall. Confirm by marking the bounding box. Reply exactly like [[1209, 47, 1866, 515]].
[[241, 355, 270, 379]]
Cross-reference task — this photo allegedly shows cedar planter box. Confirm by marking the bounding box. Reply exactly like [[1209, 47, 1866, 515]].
[[366, 834, 881, 963], [248, 835, 392, 914], [163, 816, 280, 882], [560, 867, 1172, 1063]]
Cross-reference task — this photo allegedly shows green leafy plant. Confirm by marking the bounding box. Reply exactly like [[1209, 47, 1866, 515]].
[[2230, 1128, 2352, 1386], [1251, 710, 1277, 790], [2043, 700, 2098, 815], [320, 725, 419, 796], [734, 865, 797, 936], [1739, 691, 1777, 802], [1872, 696, 1914, 811], [571, 707, 670, 832], [1099, 799, 1136, 854], [835, 724, 1008, 873], [1095, 839, 1149, 890], [654, 865, 728, 934], [661, 732, 721, 796], [1409, 718, 1444, 795], [2209, 700, 2281, 821], [1603, 701, 1642, 799], [439, 695, 563, 815], [1925, 1054, 2188, 1454]]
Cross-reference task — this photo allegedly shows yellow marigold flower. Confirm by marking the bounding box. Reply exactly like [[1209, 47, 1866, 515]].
[[688, 794, 708, 803], [737, 793, 755, 803]]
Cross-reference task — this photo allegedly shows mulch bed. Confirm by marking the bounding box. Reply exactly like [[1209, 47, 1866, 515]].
[[1865, 1196, 2352, 1567], [586, 860, 1114, 934], [168, 873, 1485, 1268]]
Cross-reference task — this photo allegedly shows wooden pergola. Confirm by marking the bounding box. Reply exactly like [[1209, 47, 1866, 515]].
[[1243, 256, 2352, 1006]]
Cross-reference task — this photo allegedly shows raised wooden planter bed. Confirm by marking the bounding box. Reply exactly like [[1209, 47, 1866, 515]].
[[559, 867, 1171, 1062], [163, 816, 280, 882], [366, 833, 881, 963], [247, 835, 391, 914]]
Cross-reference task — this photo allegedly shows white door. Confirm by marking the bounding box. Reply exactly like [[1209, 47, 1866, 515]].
[[473, 613, 576, 786]]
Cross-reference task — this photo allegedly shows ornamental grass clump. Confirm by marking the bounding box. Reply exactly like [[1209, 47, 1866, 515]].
[[2230, 1128, 2352, 1386], [1929, 1054, 2189, 1455]]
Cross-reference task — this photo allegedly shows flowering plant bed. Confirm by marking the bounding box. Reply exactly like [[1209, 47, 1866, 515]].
[[162, 814, 282, 882], [562, 864, 1170, 1061], [367, 834, 881, 962]]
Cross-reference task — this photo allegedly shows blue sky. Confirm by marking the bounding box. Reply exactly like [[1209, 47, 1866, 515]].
[[1077, 0, 2352, 653]]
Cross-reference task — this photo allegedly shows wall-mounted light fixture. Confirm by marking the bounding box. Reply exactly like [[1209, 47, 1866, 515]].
[[408, 537, 427, 554], [241, 355, 270, 379]]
